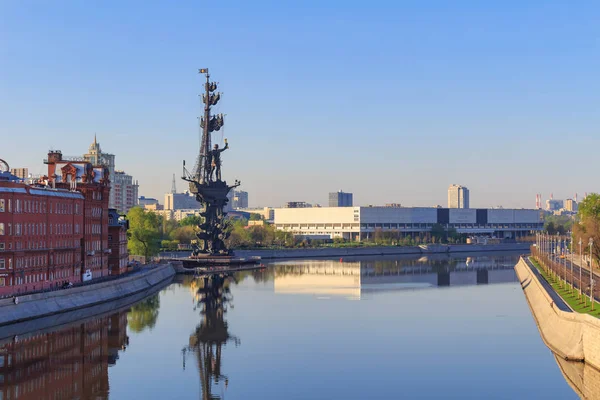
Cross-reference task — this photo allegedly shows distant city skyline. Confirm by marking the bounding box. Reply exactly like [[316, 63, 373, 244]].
[[2, 2, 600, 209]]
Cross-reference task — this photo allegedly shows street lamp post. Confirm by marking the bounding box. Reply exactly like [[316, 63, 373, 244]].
[[570, 236, 574, 291], [554, 232, 562, 280], [580, 238, 583, 300], [590, 238, 595, 311], [560, 237, 569, 287]]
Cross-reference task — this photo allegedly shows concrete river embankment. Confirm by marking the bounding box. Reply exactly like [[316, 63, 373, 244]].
[[515, 257, 600, 371], [0, 264, 175, 328]]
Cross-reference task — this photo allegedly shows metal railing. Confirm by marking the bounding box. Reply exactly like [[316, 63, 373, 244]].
[[531, 245, 598, 308], [1, 265, 144, 300]]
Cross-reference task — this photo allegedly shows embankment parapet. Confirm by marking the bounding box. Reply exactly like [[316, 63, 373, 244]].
[[516, 257, 600, 370], [0, 264, 175, 327]]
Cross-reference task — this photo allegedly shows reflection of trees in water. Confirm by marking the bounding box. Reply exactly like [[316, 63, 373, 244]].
[[127, 294, 160, 333], [183, 274, 240, 400]]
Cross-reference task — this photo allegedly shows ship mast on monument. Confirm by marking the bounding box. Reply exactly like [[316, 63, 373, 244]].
[[183, 68, 240, 258]]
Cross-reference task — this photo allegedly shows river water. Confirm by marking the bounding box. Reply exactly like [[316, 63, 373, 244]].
[[0, 252, 581, 399]]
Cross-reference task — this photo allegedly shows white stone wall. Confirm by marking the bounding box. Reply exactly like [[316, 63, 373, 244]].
[[516, 257, 600, 371]]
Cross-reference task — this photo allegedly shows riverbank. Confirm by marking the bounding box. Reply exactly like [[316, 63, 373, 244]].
[[0, 263, 175, 328], [515, 257, 600, 370], [161, 242, 531, 260]]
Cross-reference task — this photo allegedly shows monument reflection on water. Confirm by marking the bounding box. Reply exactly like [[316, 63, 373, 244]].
[[271, 252, 520, 300], [181, 275, 239, 400]]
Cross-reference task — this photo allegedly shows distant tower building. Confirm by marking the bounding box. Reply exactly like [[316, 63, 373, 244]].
[[232, 190, 248, 209], [9, 168, 28, 179], [83, 135, 132, 211], [564, 199, 578, 212], [112, 171, 139, 214], [329, 190, 353, 207], [171, 174, 177, 194], [535, 194, 542, 209], [448, 184, 469, 209]]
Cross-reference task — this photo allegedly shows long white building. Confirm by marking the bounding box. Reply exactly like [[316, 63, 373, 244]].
[[274, 206, 543, 241]]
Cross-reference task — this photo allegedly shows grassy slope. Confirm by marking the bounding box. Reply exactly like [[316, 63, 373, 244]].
[[529, 257, 600, 317]]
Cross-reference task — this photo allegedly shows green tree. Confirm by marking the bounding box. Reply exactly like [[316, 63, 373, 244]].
[[430, 223, 446, 243], [170, 226, 196, 243], [249, 213, 263, 221], [179, 216, 201, 227], [127, 295, 160, 333], [127, 207, 161, 259], [545, 221, 557, 235], [573, 193, 600, 264]]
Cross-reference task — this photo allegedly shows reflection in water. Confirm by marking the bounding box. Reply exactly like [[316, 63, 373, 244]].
[[127, 294, 160, 333], [269, 253, 521, 299], [553, 354, 600, 399], [0, 311, 129, 400], [183, 275, 240, 400]]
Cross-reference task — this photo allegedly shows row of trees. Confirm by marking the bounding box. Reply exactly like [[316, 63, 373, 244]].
[[126, 207, 302, 258], [544, 214, 573, 235]]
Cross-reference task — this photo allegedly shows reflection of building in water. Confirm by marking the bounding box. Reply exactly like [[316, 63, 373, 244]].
[[184, 275, 240, 400], [0, 311, 129, 400], [273, 256, 519, 299]]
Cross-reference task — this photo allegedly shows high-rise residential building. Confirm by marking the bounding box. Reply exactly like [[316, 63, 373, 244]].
[[112, 171, 139, 214], [232, 190, 248, 209], [164, 192, 200, 210], [448, 184, 469, 209], [564, 199, 578, 212], [9, 168, 28, 179], [329, 190, 353, 207], [83, 136, 138, 213]]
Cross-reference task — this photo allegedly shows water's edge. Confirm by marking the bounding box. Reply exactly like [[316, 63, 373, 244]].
[[0, 264, 175, 328]]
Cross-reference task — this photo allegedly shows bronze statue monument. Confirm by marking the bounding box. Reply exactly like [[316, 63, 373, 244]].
[[183, 69, 240, 257]]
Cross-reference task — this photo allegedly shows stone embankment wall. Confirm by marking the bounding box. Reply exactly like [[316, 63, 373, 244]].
[[232, 243, 531, 260], [0, 264, 175, 327], [515, 257, 600, 370]]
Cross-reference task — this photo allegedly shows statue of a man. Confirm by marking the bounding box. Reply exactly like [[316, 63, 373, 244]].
[[210, 139, 229, 181]]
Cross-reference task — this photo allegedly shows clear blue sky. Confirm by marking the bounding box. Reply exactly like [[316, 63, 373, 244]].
[[2, 0, 599, 208]]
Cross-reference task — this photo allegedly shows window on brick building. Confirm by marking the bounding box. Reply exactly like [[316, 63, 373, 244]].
[[0, 259, 4, 269], [0, 199, 4, 212], [0, 278, 4, 287], [0, 223, 4, 235]]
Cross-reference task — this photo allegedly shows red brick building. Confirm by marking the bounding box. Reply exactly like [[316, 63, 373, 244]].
[[45, 150, 111, 281], [0, 169, 85, 296], [0, 151, 130, 297], [108, 208, 129, 276]]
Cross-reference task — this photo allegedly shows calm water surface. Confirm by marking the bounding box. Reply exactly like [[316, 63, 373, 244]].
[[0, 252, 580, 399]]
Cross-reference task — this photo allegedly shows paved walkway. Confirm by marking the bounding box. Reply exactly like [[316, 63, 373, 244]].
[[524, 257, 571, 312]]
